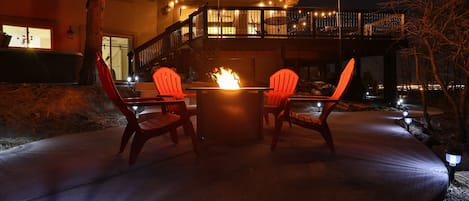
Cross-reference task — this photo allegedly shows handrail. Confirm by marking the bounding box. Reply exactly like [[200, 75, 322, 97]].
[[133, 4, 404, 76]]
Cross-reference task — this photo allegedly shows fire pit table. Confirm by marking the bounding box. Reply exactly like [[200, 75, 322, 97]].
[[187, 87, 271, 144]]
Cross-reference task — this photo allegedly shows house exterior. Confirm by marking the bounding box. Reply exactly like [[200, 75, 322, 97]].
[[0, 0, 404, 103]]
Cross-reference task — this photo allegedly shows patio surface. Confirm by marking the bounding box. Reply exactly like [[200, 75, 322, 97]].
[[0, 110, 448, 201]]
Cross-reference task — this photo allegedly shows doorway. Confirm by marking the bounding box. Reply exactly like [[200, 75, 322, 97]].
[[101, 36, 132, 80]]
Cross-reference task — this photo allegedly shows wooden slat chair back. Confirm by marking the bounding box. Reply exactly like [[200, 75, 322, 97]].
[[152, 67, 197, 116], [152, 67, 186, 99], [271, 58, 355, 153], [96, 53, 198, 165], [264, 68, 299, 125]]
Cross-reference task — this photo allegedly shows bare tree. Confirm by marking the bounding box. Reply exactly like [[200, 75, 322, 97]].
[[385, 0, 469, 145], [79, 0, 106, 85]]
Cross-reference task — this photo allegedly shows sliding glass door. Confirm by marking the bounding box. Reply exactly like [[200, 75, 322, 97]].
[[101, 36, 131, 81]]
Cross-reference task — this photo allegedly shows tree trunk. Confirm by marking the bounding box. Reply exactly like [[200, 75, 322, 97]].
[[79, 0, 105, 85], [412, 49, 432, 130]]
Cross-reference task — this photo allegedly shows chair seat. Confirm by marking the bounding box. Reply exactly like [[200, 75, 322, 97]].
[[139, 113, 181, 131], [290, 112, 322, 125]]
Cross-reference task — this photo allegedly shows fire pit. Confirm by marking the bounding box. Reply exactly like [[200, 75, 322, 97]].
[[187, 67, 270, 144], [188, 87, 270, 144]]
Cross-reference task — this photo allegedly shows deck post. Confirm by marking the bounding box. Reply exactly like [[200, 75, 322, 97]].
[[383, 50, 397, 105]]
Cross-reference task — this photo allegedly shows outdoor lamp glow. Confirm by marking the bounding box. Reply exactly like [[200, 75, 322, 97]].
[[134, 75, 139, 82], [397, 98, 403, 106], [402, 109, 409, 117], [404, 117, 412, 131], [404, 117, 412, 125], [127, 76, 132, 82], [445, 152, 462, 167], [317, 102, 322, 108], [132, 106, 138, 111]]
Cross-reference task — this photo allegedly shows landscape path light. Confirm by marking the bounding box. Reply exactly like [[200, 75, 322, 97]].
[[402, 109, 409, 118], [132, 106, 139, 118], [445, 148, 462, 183], [404, 116, 412, 132]]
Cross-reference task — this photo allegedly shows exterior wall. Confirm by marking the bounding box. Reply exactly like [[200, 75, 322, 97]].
[[0, 0, 159, 52], [104, 0, 158, 47]]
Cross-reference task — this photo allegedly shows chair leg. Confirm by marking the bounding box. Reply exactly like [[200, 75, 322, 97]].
[[270, 118, 284, 150], [169, 128, 178, 144], [119, 125, 134, 154], [129, 133, 148, 165], [320, 123, 335, 154], [264, 112, 270, 125], [183, 120, 199, 156]]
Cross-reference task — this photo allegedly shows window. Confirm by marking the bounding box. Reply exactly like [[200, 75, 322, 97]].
[[2, 25, 52, 49]]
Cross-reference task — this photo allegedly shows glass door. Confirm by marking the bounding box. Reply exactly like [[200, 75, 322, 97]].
[[101, 36, 131, 81]]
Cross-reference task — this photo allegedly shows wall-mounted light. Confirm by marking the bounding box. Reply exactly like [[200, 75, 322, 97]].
[[66, 26, 74, 39], [162, 5, 171, 15]]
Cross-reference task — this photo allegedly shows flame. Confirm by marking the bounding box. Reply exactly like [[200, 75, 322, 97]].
[[211, 67, 240, 89]]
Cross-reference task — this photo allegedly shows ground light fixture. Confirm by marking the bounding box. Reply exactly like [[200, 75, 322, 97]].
[[402, 109, 409, 118], [317, 102, 322, 112], [404, 117, 412, 131], [446, 152, 462, 167], [397, 98, 404, 108], [132, 106, 139, 118], [445, 148, 462, 182]]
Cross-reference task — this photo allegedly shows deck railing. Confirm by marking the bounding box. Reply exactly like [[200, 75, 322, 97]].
[[134, 4, 404, 73]]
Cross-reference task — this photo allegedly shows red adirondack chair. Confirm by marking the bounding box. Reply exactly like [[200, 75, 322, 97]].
[[271, 58, 355, 153], [264, 68, 299, 125], [96, 53, 198, 165], [152, 67, 196, 117]]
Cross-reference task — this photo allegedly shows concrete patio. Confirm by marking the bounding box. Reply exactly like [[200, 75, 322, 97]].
[[0, 110, 448, 201]]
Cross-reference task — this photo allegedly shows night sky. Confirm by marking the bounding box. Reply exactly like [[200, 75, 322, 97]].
[[296, 0, 387, 9]]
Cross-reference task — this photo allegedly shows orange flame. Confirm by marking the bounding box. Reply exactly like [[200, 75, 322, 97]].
[[211, 67, 240, 89]]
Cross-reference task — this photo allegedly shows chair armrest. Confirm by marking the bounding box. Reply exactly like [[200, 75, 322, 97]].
[[288, 95, 339, 102], [125, 99, 185, 107], [183, 93, 196, 97], [156, 95, 176, 98], [123, 97, 163, 102]]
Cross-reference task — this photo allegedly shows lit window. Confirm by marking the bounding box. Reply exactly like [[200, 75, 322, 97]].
[[2, 25, 51, 49]]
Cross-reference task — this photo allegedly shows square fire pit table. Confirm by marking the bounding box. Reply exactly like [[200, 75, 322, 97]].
[[187, 87, 271, 144]]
